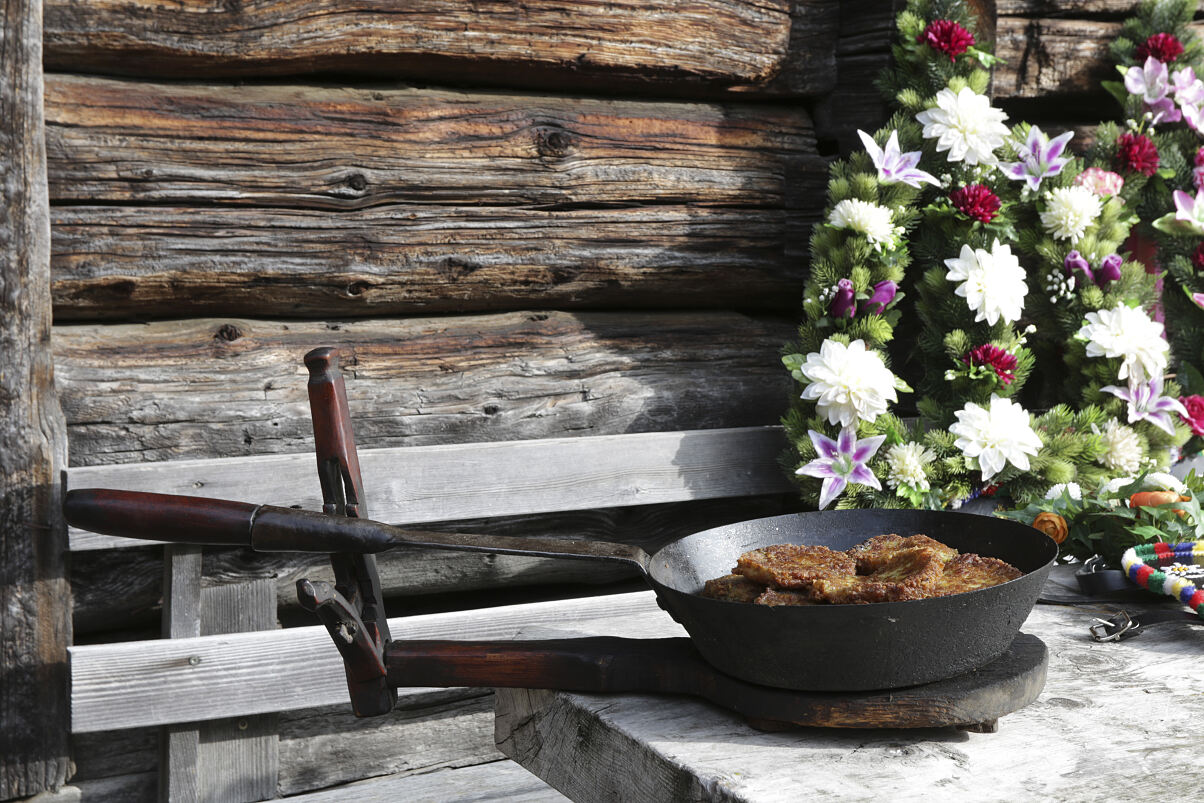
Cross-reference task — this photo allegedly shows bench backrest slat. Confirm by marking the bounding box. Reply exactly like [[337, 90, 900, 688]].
[[68, 426, 793, 551]]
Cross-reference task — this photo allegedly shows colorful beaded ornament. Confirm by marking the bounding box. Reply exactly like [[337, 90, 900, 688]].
[[1120, 542, 1204, 618]]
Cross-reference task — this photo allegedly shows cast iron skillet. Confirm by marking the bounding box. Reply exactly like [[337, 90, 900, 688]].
[[65, 490, 1057, 691]]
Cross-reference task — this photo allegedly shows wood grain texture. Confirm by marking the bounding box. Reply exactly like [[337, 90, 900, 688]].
[[42, 0, 839, 98], [54, 312, 794, 469], [69, 590, 685, 732], [43, 74, 824, 210], [70, 496, 797, 636], [286, 760, 565, 803], [0, 0, 72, 795], [50, 205, 810, 321], [996, 0, 1141, 14], [994, 15, 1204, 99], [496, 585, 1204, 801]]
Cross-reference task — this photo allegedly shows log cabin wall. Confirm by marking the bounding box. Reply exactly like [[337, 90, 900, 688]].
[[44, 1, 907, 797]]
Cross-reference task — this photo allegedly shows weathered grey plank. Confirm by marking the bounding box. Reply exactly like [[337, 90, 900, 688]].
[[53, 311, 793, 468], [43, 0, 838, 97], [66, 426, 794, 551], [996, 0, 1140, 14], [0, 0, 72, 794], [495, 593, 1204, 802], [50, 205, 810, 321], [286, 760, 566, 802], [158, 545, 202, 803], [69, 590, 684, 732], [43, 75, 824, 210]]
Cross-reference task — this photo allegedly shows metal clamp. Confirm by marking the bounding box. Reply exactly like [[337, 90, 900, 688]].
[[1089, 611, 1141, 642]]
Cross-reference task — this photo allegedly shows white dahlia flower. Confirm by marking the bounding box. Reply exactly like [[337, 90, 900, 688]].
[[1099, 420, 1143, 474], [1076, 304, 1169, 383], [884, 441, 936, 492], [915, 87, 1010, 166], [949, 395, 1043, 482], [944, 239, 1028, 326], [828, 198, 901, 252], [1040, 185, 1103, 243], [1044, 482, 1083, 501], [799, 338, 899, 427]]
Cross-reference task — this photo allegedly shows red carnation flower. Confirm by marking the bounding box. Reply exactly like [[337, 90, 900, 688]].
[[917, 20, 975, 62], [1136, 32, 1184, 63], [962, 344, 1018, 385], [1116, 132, 1160, 176], [1193, 243, 1204, 272], [950, 184, 1001, 223]]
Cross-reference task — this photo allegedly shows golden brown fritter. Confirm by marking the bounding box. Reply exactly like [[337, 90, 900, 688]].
[[700, 574, 765, 603], [706, 533, 1022, 605], [847, 534, 958, 574], [931, 553, 1022, 597], [733, 544, 856, 589], [754, 588, 818, 606]]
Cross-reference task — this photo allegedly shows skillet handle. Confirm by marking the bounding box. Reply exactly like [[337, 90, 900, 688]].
[[386, 637, 702, 693], [64, 488, 257, 546]]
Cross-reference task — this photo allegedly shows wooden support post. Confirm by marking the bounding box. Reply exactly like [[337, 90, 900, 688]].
[[160, 547, 278, 802], [0, 0, 73, 797]]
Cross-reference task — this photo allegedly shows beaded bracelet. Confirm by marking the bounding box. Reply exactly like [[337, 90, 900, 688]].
[[1120, 542, 1204, 618]]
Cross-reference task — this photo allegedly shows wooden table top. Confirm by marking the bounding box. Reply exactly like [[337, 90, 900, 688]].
[[494, 567, 1204, 802]]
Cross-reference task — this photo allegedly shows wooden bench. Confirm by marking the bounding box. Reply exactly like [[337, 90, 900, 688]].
[[66, 424, 795, 800]]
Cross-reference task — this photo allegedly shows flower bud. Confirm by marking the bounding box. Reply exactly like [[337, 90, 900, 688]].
[[1096, 253, 1123, 284], [1063, 250, 1094, 285], [860, 279, 898, 315], [829, 278, 856, 319]]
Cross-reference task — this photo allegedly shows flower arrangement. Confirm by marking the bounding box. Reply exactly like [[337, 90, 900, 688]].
[[781, 0, 1191, 522], [1001, 471, 1204, 566]]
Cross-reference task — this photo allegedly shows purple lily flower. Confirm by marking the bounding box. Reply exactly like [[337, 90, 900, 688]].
[[1096, 253, 1123, 285], [1146, 96, 1182, 124], [829, 278, 856, 319], [861, 280, 898, 315], [1063, 250, 1093, 286], [1000, 125, 1074, 191], [1102, 374, 1188, 436], [1172, 67, 1204, 106], [796, 427, 886, 510], [1125, 56, 1170, 103], [856, 129, 940, 189]]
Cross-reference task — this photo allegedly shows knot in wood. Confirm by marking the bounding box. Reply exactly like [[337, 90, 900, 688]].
[[535, 126, 574, 158], [214, 323, 243, 342]]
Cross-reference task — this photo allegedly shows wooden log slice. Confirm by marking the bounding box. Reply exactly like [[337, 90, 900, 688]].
[[43, 0, 839, 98], [54, 311, 795, 466], [44, 74, 825, 209]]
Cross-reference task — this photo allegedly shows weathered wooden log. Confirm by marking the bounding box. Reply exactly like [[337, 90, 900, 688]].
[[994, 14, 1204, 99], [54, 311, 795, 467], [996, 0, 1140, 15], [0, 0, 72, 796], [50, 205, 810, 321], [42, 0, 838, 98], [43, 74, 825, 210], [70, 495, 797, 637]]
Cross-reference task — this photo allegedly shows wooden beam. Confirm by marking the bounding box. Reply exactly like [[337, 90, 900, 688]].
[[42, 0, 839, 98], [54, 312, 794, 469], [43, 75, 825, 210], [69, 590, 682, 732], [0, 0, 72, 796], [50, 205, 810, 322], [66, 426, 795, 551]]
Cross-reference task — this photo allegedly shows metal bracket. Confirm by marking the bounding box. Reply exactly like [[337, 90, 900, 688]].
[[299, 346, 396, 717], [1089, 611, 1141, 642]]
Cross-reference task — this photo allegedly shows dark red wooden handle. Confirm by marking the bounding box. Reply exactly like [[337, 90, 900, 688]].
[[386, 637, 703, 693], [64, 488, 257, 546]]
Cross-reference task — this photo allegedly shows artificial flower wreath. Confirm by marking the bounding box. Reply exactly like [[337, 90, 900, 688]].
[[782, 0, 1192, 531]]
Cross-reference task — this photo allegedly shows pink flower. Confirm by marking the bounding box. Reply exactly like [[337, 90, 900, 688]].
[[1096, 254, 1123, 285], [1125, 56, 1170, 104], [1137, 33, 1185, 64], [1103, 375, 1187, 436], [796, 427, 885, 509], [1193, 243, 1204, 271], [1000, 126, 1073, 191], [857, 129, 940, 189], [917, 20, 975, 62], [1194, 166, 1204, 190], [1074, 167, 1124, 197], [829, 278, 856, 319], [950, 184, 1001, 223], [861, 280, 898, 315], [1180, 395, 1204, 436]]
